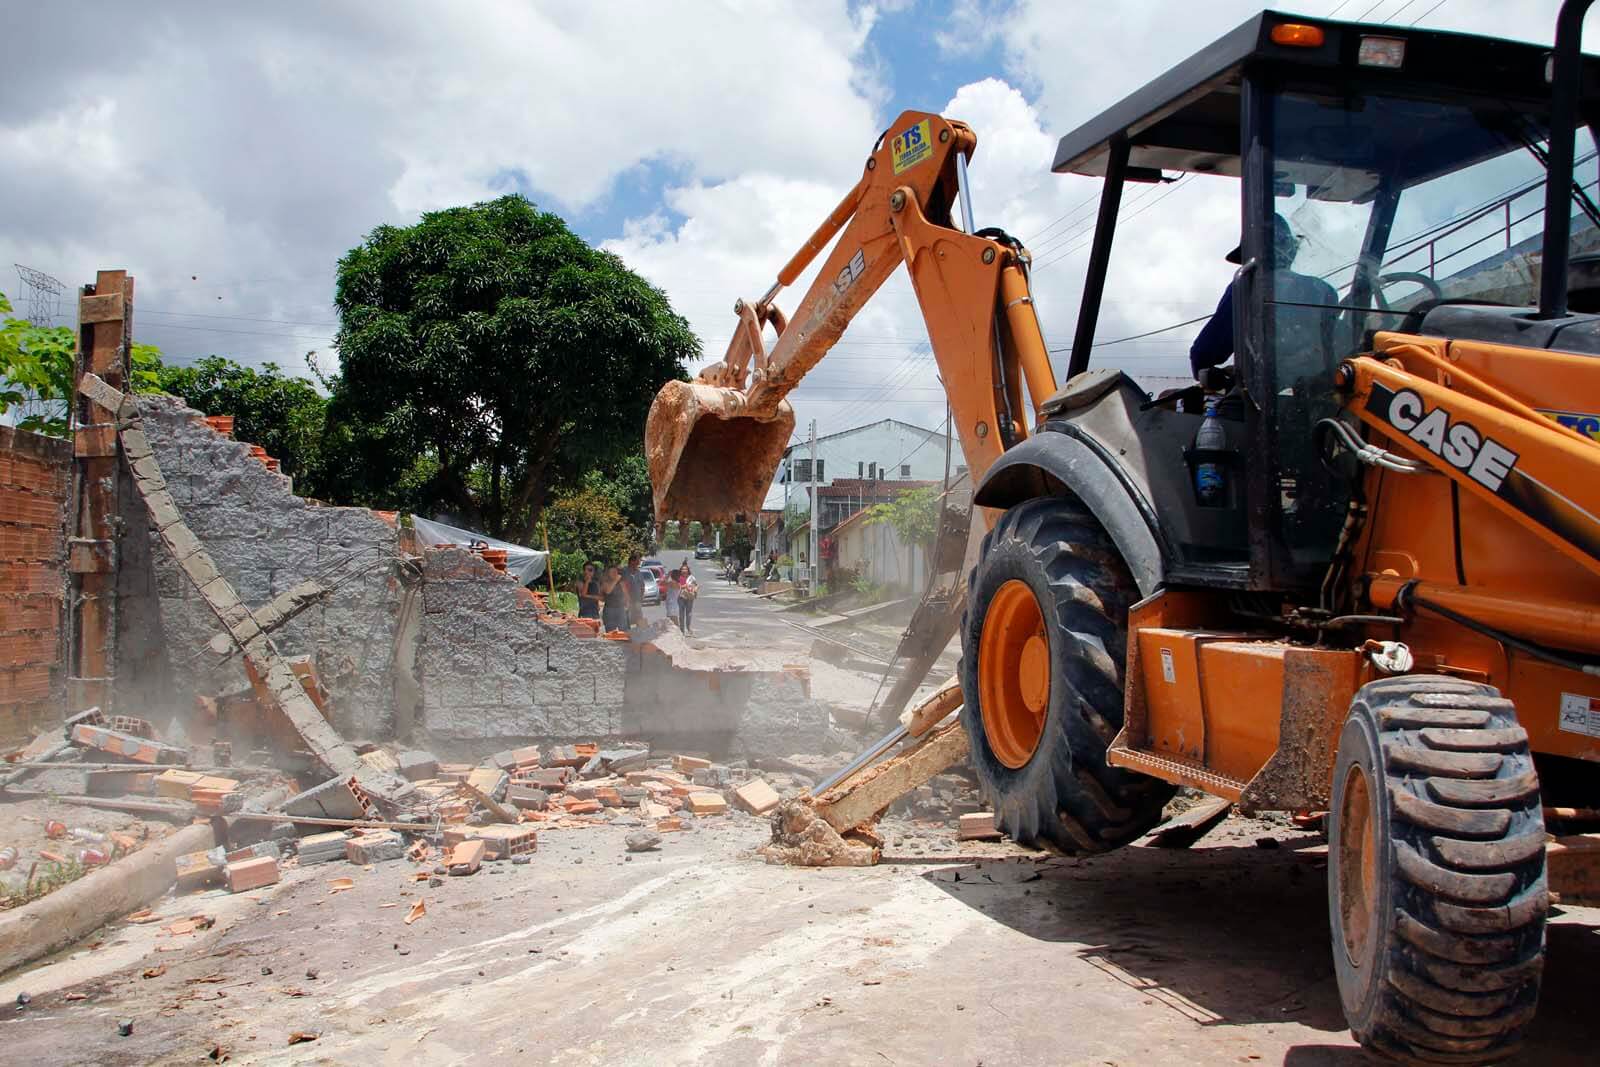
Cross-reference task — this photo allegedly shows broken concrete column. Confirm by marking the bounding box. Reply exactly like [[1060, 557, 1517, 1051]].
[[0, 821, 215, 974]]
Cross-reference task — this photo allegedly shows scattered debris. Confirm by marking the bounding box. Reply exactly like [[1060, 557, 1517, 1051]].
[[225, 855, 280, 892], [287, 1031, 320, 1045], [447, 840, 485, 876], [625, 830, 662, 853], [761, 800, 878, 867], [404, 899, 426, 925], [957, 812, 1003, 841], [1145, 798, 1234, 849]]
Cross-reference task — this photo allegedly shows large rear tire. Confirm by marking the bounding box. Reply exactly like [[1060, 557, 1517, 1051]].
[[1329, 676, 1546, 1065], [960, 497, 1174, 853]]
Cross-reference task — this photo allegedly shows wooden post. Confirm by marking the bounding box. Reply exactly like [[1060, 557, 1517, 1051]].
[[67, 270, 134, 713], [543, 524, 556, 600]]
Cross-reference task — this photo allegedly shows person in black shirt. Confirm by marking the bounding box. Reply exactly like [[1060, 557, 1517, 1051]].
[[599, 565, 629, 633], [574, 562, 601, 620]]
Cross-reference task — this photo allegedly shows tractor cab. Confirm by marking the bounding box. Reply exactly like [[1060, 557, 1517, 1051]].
[[1021, 9, 1600, 593]]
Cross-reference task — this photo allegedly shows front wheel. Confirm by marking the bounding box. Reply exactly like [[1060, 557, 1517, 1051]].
[[1329, 676, 1546, 1064], [959, 497, 1173, 854]]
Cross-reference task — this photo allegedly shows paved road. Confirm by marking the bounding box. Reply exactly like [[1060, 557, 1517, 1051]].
[[5, 815, 1594, 1065], [647, 565, 813, 651]]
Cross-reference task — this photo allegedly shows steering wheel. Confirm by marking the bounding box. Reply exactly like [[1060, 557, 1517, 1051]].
[[1372, 271, 1444, 312]]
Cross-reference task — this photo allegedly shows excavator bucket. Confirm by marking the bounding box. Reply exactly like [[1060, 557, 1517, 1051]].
[[646, 379, 796, 523]]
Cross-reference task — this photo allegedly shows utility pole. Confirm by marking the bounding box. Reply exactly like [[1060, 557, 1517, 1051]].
[[808, 419, 819, 594]]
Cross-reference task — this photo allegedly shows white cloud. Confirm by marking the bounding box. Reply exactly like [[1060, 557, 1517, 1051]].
[[2, 0, 1580, 429]]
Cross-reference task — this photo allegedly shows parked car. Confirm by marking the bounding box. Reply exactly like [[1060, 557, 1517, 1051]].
[[640, 571, 660, 606], [694, 543, 714, 559], [642, 558, 667, 582]]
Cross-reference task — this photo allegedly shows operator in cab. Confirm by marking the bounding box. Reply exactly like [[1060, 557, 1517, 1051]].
[[1189, 213, 1338, 379]]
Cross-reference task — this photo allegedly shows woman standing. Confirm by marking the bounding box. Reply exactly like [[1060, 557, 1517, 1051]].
[[575, 562, 601, 620], [599, 565, 629, 633], [662, 566, 682, 629], [677, 564, 698, 635]]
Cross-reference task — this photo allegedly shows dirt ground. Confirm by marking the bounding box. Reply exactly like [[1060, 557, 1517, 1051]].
[[2, 808, 1595, 1066], [0, 797, 177, 901]]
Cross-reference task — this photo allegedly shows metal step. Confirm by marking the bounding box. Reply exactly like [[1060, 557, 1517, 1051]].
[[1107, 744, 1248, 800]]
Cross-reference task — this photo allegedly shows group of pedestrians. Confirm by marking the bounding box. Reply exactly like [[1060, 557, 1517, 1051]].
[[572, 552, 699, 635]]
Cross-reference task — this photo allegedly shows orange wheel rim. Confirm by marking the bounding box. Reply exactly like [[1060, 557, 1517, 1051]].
[[1338, 762, 1377, 968], [979, 579, 1050, 768]]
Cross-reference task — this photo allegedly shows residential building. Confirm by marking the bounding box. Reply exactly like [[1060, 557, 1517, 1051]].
[[775, 418, 949, 493]]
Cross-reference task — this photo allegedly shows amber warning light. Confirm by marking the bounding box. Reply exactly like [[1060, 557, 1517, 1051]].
[[1270, 23, 1326, 48]]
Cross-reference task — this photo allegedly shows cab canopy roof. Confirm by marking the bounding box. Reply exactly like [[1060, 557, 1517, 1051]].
[[1051, 8, 1600, 184]]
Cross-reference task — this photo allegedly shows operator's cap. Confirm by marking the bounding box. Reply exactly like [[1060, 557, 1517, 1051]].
[[1225, 215, 1295, 265]]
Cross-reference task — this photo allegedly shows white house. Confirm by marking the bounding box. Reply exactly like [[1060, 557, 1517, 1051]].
[[769, 418, 954, 504]]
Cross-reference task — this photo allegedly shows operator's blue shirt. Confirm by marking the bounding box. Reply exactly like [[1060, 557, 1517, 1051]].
[[1189, 287, 1234, 378]]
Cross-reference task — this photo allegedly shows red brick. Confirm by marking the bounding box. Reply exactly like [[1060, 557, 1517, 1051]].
[[672, 755, 712, 774], [732, 779, 781, 816], [0, 595, 59, 632], [0, 666, 53, 702], [0, 488, 64, 527], [0, 527, 62, 560], [684, 792, 727, 815], [958, 812, 1003, 841], [595, 787, 622, 807], [447, 839, 485, 875], [0, 631, 57, 667], [0, 564, 61, 595], [562, 799, 602, 815], [225, 855, 280, 892]]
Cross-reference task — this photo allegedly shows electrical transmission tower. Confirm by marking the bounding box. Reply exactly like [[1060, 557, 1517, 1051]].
[[13, 264, 66, 326]]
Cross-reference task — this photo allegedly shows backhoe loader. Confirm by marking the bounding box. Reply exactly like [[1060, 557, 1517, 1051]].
[[646, 6, 1600, 1062]]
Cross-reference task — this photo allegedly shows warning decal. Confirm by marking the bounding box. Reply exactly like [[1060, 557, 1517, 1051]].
[[891, 119, 934, 174], [1559, 691, 1600, 738]]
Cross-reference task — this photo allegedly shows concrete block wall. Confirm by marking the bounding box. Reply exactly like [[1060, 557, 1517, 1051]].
[[0, 425, 70, 745], [120, 395, 402, 738], [414, 547, 632, 758]]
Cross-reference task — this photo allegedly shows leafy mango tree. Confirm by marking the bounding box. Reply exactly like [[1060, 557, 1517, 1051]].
[[332, 194, 695, 541]]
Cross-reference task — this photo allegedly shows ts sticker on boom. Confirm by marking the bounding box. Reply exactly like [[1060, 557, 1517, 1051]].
[[1382, 388, 1521, 492], [1542, 408, 1600, 442], [892, 119, 933, 174]]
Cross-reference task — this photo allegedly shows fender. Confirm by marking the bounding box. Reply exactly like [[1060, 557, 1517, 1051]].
[[973, 426, 1169, 595]]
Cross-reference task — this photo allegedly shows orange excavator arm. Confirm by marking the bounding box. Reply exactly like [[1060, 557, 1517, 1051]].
[[646, 110, 1059, 523]]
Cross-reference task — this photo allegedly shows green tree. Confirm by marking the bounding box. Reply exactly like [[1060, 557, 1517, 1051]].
[[0, 291, 161, 437], [543, 487, 637, 569], [332, 194, 695, 540], [866, 486, 940, 567], [154, 356, 337, 492], [578, 451, 654, 534]]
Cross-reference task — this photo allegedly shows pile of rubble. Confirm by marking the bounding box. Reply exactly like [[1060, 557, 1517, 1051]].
[[2, 699, 805, 909], [160, 744, 794, 895]]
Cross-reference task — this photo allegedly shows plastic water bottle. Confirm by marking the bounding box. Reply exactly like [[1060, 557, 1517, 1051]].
[[1194, 396, 1227, 507], [0, 847, 16, 871]]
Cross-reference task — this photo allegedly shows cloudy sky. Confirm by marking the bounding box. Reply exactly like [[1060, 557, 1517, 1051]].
[[3, 0, 1573, 452]]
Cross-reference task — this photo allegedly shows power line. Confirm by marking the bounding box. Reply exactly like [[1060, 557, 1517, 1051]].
[[1409, 0, 1451, 25], [1378, 0, 1424, 22], [1047, 312, 1213, 354]]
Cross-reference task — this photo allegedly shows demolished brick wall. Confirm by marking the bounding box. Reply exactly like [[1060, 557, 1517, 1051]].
[[0, 425, 70, 746], [414, 547, 631, 759], [112, 395, 828, 760], [118, 395, 403, 738]]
